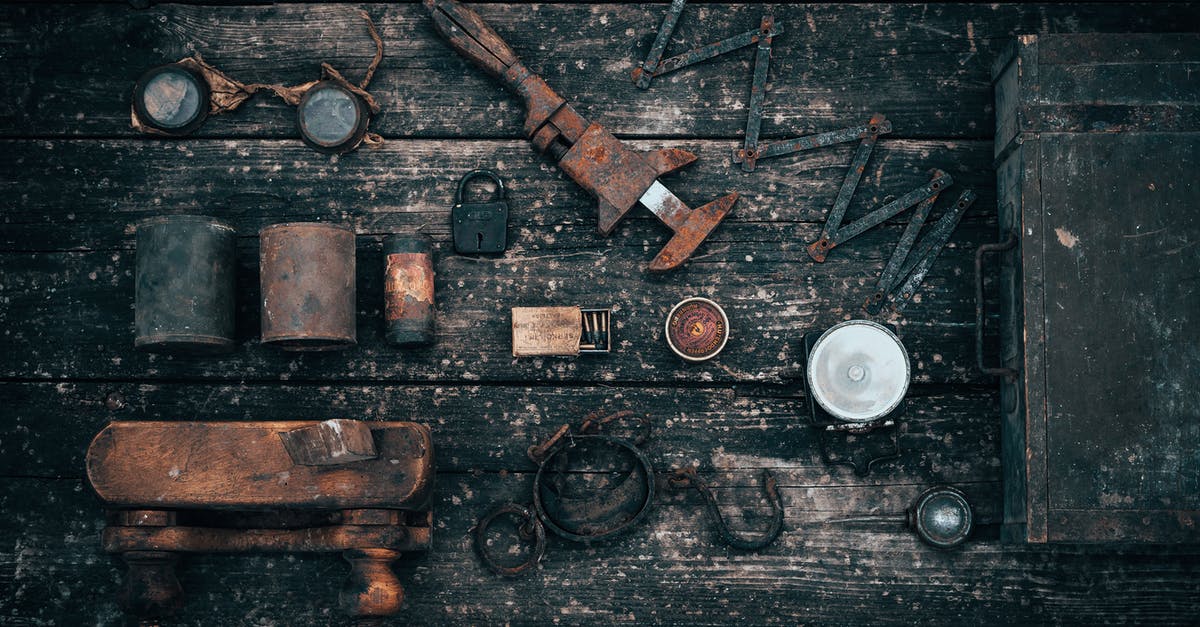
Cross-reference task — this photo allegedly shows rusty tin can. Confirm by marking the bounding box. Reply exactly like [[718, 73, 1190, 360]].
[[259, 223, 357, 351], [665, 297, 729, 362], [135, 215, 237, 354], [382, 234, 435, 346]]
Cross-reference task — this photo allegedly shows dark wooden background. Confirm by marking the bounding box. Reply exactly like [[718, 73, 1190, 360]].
[[2, 2, 1199, 624]]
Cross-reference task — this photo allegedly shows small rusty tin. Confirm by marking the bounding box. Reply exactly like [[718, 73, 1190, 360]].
[[297, 81, 371, 154], [259, 223, 357, 351], [382, 234, 435, 346], [135, 215, 237, 354], [665, 297, 729, 362]]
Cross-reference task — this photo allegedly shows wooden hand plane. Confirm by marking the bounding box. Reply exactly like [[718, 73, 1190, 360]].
[[86, 419, 434, 621], [426, 0, 738, 271]]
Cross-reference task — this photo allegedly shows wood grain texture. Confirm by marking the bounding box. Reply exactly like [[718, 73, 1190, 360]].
[[86, 421, 432, 509], [0, 381, 1000, 482], [3, 1, 1198, 624], [0, 136, 1001, 384], [2, 3, 1198, 139], [4, 477, 1200, 626]]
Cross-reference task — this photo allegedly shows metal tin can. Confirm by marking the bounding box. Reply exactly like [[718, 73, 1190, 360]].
[[382, 234, 435, 346], [135, 215, 237, 354], [665, 297, 729, 362], [259, 223, 357, 351], [806, 320, 910, 423]]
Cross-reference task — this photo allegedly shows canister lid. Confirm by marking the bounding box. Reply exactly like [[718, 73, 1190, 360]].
[[806, 320, 909, 423], [665, 297, 729, 362], [133, 64, 210, 135]]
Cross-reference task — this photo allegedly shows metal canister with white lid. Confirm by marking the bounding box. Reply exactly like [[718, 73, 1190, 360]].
[[805, 319, 910, 423]]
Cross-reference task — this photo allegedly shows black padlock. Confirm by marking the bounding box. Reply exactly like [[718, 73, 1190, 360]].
[[451, 170, 508, 254]]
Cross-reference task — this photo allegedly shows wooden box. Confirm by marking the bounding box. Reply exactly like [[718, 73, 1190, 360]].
[[991, 34, 1200, 543]]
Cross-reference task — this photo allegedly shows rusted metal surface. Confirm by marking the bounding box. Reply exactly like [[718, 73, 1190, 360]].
[[134, 215, 237, 354], [631, 1, 782, 171], [631, 0, 782, 92], [974, 233, 1019, 378], [383, 233, 436, 346], [665, 297, 729, 362], [474, 411, 655, 575], [533, 433, 656, 542], [670, 467, 784, 551], [808, 169, 952, 263], [734, 115, 892, 170], [259, 222, 357, 351], [740, 16, 778, 172], [631, 0, 686, 89], [474, 503, 547, 576], [865, 189, 976, 315], [426, 0, 735, 271]]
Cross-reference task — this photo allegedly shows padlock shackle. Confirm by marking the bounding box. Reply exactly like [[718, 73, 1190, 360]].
[[455, 170, 506, 204]]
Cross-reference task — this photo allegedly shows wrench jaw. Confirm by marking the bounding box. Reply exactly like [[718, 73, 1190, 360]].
[[649, 192, 739, 272]]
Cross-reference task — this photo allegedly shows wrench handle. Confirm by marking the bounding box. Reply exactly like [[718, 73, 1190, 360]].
[[426, 0, 525, 90]]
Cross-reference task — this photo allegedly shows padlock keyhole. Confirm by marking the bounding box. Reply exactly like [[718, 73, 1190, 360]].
[[476, 232, 484, 250]]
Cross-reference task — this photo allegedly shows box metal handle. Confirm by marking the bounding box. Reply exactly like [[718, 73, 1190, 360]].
[[974, 233, 1019, 378]]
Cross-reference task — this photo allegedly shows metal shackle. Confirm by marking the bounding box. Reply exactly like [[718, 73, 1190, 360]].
[[455, 169, 506, 204]]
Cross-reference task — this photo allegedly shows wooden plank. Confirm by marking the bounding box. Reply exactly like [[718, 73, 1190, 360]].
[[1, 4, 1196, 139], [0, 382, 999, 482], [1039, 133, 1200, 539], [5, 476, 1200, 625], [86, 421, 432, 509], [0, 233, 998, 383], [0, 137, 1001, 384], [0, 138, 996, 252]]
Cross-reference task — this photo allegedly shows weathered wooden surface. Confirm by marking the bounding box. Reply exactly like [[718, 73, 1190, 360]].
[[995, 33, 1200, 544], [3, 1, 1199, 625], [2, 3, 1198, 139]]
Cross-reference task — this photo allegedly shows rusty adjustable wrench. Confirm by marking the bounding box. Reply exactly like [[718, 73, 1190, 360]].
[[426, 0, 738, 271]]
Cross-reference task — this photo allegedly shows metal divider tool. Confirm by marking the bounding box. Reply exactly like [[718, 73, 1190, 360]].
[[864, 189, 976, 314], [734, 114, 893, 172], [808, 168, 953, 263], [631, 1, 783, 172], [427, 0, 737, 271]]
